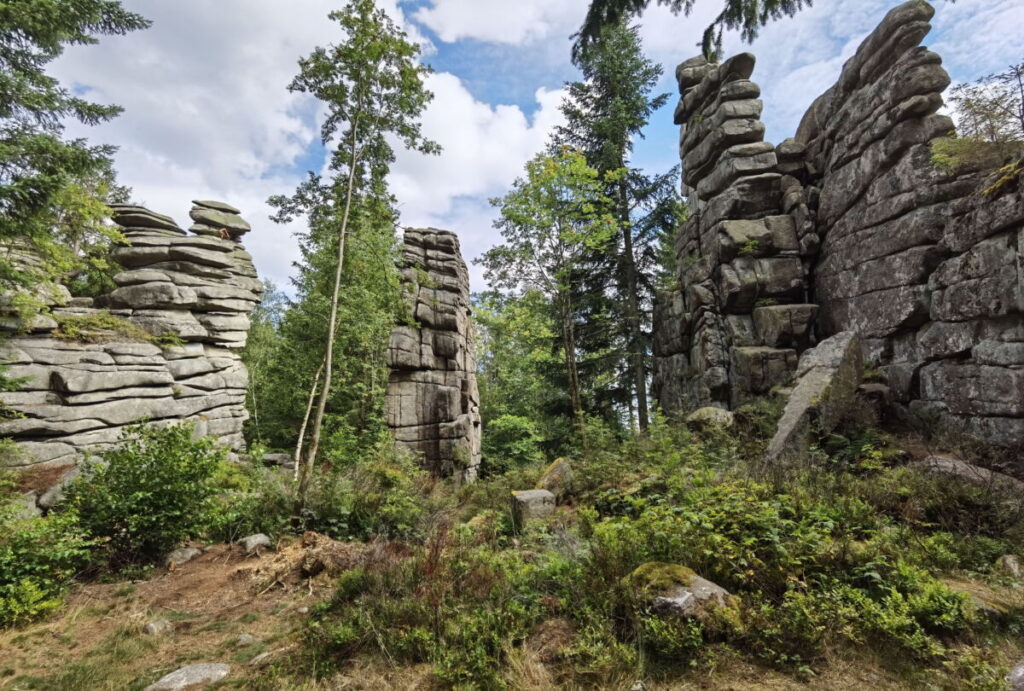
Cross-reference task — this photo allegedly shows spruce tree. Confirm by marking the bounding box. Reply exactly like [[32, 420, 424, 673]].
[[555, 21, 681, 429]]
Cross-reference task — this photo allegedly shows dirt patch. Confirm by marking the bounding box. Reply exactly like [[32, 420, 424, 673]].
[[0, 536, 365, 689]]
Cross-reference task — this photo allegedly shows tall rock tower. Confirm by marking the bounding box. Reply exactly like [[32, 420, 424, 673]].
[[385, 229, 481, 480]]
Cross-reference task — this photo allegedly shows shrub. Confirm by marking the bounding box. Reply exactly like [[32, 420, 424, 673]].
[[66, 423, 225, 567], [481, 414, 544, 475], [0, 473, 95, 627]]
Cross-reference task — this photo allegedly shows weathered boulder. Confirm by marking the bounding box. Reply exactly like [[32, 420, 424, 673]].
[[144, 663, 231, 690], [2, 201, 262, 499], [536, 458, 574, 501], [511, 489, 555, 528], [165, 546, 202, 568], [624, 562, 737, 621], [240, 533, 273, 555], [765, 331, 863, 463], [685, 406, 735, 432]]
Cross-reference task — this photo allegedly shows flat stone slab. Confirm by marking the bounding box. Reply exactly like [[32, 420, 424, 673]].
[[144, 663, 231, 690]]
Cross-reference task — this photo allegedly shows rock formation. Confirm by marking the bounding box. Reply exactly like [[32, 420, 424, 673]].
[[386, 228, 481, 480], [654, 0, 1024, 449], [1, 201, 263, 506]]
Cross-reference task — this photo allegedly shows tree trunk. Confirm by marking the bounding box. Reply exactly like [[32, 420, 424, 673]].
[[618, 177, 649, 430], [294, 357, 325, 482], [296, 116, 361, 506], [559, 290, 583, 418]]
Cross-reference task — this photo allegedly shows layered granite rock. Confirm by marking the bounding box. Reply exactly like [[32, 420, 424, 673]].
[[794, 1, 1023, 446], [2, 202, 263, 505], [653, 53, 816, 413], [385, 229, 481, 480], [654, 0, 1023, 449]]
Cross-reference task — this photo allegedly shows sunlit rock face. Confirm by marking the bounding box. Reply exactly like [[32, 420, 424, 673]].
[[653, 0, 1024, 448], [385, 228, 481, 481], [2, 201, 263, 506]]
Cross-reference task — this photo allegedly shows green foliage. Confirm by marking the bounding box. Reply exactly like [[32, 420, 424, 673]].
[[208, 442, 433, 542], [480, 147, 620, 416], [0, 0, 148, 291], [65, 423, 225, 566], [931, 58, 1024, 182], [0, 473, 95, 627], [297, 418, 1021, 687], [481, 414, 545, 475]]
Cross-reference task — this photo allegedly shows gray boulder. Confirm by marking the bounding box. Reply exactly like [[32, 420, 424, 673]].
[[192, 199, 241, 214], [189, 207, 250, 233], [996, 554, 1023, 580], [165, 546, 202, 568], [240, 533, 272, 555], [144, 619, 174, 636], [685, 406, 735, 432], [1010, 660, 1024, 691], [625, 562, 737, 621], [144, 663, 231, 690], [511, 489, 555, 528], [765, 331, 863, 463]]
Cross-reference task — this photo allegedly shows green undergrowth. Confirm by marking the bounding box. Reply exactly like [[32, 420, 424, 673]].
[[276, 415, 1024, 689]]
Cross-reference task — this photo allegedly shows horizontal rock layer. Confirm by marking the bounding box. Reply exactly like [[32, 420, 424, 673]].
[[3, 201, 262, 504]]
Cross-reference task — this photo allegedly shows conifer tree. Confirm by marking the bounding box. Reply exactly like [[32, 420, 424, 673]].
[[555, 21, 681, 429], [573, 0, 811, 60]]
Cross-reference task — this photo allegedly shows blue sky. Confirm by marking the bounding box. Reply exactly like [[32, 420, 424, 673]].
[[50, 0, 1023, 292]]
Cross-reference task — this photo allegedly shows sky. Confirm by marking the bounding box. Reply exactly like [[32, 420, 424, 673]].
[[50, 0, 1023, 293]]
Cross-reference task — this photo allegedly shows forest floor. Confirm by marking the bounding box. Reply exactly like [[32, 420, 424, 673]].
[[1, 534, 1001, 690]]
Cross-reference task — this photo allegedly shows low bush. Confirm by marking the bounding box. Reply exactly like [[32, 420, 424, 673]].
[[65, 423, 224, 567], [0, 473, 95, 627]]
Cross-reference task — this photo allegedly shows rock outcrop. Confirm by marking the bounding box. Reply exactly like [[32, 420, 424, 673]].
[[654, 0, 1024, 450], [385, 228, 481, 479], [1, 201, 262, 505]]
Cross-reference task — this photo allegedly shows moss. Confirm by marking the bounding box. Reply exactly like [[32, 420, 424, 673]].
[[53, 311, 152, 344], [625, 562, 696, 593]]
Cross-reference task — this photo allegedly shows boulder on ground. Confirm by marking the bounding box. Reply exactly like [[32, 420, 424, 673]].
[[536, 458, 574, 501], [144, 619, 174, 636], [685, 406, 735, 432], [511, 489, 555, 528], [624, 562, 737, 621], [144, 663, 231, 690], [1010, 660, 1024, 691], [996, 554, 1023, 580], [765, 331, 863, 463], [911, 456, 1024, 496], [165, 546, 202, 568], [241, 533, 273, 555]]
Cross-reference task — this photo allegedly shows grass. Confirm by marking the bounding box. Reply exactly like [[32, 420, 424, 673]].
[[52, 310, 154, 344]]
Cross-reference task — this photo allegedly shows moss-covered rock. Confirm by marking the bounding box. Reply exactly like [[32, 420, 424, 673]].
[[536, 458, 574, 501], [624, 562, 738, 622]]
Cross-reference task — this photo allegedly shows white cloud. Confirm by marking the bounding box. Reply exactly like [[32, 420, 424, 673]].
[[414, 0, 587, 45], [49, 0, 430, 290], [390, 74, 567, 287], [44, 0, 1020, 297]]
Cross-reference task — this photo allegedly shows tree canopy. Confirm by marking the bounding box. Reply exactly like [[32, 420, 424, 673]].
[[573, 0, 811, 60]]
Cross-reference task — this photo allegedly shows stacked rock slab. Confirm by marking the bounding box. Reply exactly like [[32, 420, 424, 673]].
[[1, 202, 263, 505], [652, 52, 817, 413], [654, 0, 1023, 449], [385, 229, 481, 480], [792, 1, 1023, 446]]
